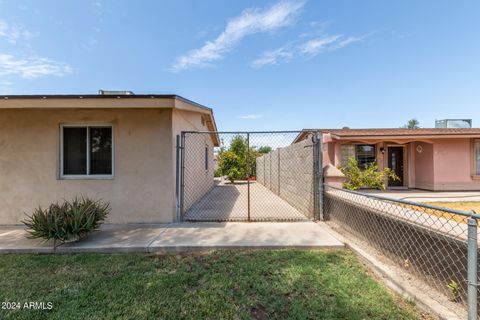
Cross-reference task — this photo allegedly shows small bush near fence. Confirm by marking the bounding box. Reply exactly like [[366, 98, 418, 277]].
[[22, 197, 110, 246], [339, 157, 399, 190]]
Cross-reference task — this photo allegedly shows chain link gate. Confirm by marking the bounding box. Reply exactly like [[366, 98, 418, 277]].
[[176, 131, 322, 222]]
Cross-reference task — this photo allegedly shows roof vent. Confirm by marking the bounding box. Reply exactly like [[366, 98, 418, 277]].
[[98, 90, 134, 95]]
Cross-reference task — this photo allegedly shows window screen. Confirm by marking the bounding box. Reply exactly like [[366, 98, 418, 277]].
[[62, 126, 113, 177], [340, 144, 355, 166], [90, 127, 112, 175], [355, 144, 376, 168], [63, 127, 87, 175]]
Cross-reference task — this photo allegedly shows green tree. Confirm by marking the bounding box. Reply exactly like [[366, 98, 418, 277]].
[[229, 135, 247, 160], [339, 157, 399, 190], [257, 146, 272, 154], [217, 135, 272, 183], [218, 151, 246, 183], [217, 135, 248, 183], [401, 118, 420, 129]]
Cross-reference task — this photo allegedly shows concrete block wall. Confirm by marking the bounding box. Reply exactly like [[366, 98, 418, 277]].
[[256, 138, 315, 218]]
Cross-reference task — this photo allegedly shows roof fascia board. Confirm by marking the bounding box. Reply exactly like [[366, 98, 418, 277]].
[[0, 97, 175, 109]]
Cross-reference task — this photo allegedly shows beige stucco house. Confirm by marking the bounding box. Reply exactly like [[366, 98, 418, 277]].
[[0, 93, 219, 224]]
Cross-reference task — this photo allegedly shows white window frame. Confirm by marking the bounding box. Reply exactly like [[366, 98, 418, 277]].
[[60, 124, 115, 180]]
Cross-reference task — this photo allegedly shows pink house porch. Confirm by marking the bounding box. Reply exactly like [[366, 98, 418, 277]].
[[295, 128, 480, 191]]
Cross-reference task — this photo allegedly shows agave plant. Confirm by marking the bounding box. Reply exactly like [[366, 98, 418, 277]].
[[22, 197, 110, 247]]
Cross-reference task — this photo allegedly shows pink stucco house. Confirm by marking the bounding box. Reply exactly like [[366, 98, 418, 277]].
[[295, 128, 480, 191]]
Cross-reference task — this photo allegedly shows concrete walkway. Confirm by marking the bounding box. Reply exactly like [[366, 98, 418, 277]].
[[0, 222, 343, 254], [185, 181, 309, 221]]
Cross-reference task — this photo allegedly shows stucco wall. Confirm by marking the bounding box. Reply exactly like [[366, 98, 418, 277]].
[[433, 139, 480, 191], [0, 108, 175, 224], [256, 138, 314, 218], [413, 142, 434, 190], [172, 109, 215, 213]]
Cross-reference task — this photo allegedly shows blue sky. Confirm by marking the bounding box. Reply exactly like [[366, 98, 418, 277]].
[[1, 1, 479, 131]]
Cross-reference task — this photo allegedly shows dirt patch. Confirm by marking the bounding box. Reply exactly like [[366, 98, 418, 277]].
[[396, 202, 469, 224], [423, 201, 480, 214], [250, 305, 268, 320]]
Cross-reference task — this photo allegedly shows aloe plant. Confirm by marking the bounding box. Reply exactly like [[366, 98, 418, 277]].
[[22, 197, 110, 247]]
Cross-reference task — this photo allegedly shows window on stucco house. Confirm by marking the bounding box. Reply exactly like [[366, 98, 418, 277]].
[[61, 125, 113, 179], [341, 144, 376, 169]]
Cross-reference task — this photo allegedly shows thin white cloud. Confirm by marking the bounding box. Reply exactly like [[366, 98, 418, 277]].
[[328, 33, 371, 51], [239, 114, 264, 120], [171, 1, 304, 71], [251, 45, 294, 68], [91, 1, 103, 15], [299, 35, 341, 56], [253, 32, 370, 68], [299, 20, 332, 38], [0, 20, 32, 43], [82, 36, 99, 49], [0, 54, 72, 79]]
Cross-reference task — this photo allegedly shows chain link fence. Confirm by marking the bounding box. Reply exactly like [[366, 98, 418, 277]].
[[324, 184, 479, 317], [180, 131, 320, 222]]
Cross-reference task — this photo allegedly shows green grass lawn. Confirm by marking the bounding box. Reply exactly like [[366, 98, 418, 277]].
[[0, 250, 424, 320]]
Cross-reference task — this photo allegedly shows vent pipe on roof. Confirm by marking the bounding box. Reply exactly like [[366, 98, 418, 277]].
[[98, 90, 135, 95]]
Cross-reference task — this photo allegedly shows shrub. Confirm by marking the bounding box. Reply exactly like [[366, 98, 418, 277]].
[[339, 157, 399, 191], [216, 135, 272, 183], [218, 150, 247, 183], [22, 197, 110, 246], [214, 168, 222, 177]]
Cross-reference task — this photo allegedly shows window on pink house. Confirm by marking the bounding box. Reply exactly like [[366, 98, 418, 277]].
[[340, 144, 376, 168], [475, 140, 480, 176], [356, 144, 376, 168]]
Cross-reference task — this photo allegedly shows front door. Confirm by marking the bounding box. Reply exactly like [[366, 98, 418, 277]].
[[387, 146, 404, 187]]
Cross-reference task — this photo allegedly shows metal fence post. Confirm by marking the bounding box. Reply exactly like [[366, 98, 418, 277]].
[[318, 133, 323, 221], [277, 148, 281, 195], [179, 132, 186, 220], [175, 134, 181, 222], [246, 133, 251, 222], [467, 215, 478, 320], [312, 133, 324, 221]]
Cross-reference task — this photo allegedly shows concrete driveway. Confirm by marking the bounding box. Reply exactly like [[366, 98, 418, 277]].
[[0, 222, 343, 253], [184, 181, 309, 221]]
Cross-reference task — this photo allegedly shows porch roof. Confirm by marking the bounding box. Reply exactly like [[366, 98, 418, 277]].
[[294, 128, 480, 143]]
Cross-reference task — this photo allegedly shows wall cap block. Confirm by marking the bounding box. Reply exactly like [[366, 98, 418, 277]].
[[323, 164, 345, 178]]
